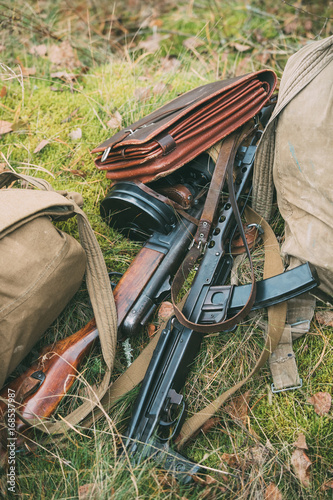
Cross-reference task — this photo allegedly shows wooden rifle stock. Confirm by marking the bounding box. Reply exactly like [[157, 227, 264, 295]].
[[114, 246, 164, 327], [0, 319, 98, 452]]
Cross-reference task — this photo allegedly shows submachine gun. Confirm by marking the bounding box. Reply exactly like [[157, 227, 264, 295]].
[[107, 125, 318, 483]]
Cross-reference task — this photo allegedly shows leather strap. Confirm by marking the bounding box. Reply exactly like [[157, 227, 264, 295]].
[[170, 124, 257, 333], [70, 207, 286, 449]]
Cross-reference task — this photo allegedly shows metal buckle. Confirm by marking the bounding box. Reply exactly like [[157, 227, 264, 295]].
[[271, 378, 303, 394], [197, 240, 207, 254], [246, 223, 264, 235], [101, 146, 111, 163], [189, 238, 207, 254], [290, 320, 311, 330]]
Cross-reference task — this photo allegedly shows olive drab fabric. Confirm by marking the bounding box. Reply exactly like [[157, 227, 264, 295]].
[[0, 173, 118, 397], [252, 36, 333, 392], [0, 186, 85, 389], [0, 214, 86, 388], [252, 36, 333, 296]]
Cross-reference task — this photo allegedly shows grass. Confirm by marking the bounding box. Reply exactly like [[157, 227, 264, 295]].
[[1, 0, 333, 498]]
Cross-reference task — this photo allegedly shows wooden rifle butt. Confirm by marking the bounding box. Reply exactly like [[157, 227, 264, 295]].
[[0, 318, 98, 452]]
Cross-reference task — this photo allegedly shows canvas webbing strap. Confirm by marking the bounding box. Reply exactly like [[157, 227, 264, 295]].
[[269, 292, 315, 392], [176, 206, 287, 447], [230, 255, 313, 394], [269, 324, 301, 392]]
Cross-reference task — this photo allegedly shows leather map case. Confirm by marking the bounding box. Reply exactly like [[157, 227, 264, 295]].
[[92, 70, 277, 183]]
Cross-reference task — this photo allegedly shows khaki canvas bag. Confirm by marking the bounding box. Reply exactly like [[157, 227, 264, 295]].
[[252, 36, 333, 296], [251, 36, 333, 392], [0, 171, 118, 395]]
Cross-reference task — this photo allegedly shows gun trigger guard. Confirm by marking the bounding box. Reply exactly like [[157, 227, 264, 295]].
[[16, 370, 46, 402], [158, 400, 186, 442]]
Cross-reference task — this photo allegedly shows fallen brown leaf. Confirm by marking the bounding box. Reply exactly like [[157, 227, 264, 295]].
[[291, 448, 311, 487], [50, 86, 65, 92], [147, 323, 156, 338], [191, 474, 227, 494], [50, 71, 77, 81], [321, 478, 333, 491], [283, 15, 298, 35], [307, 392, 331, 416], [265, 483, 282, 500], [49, 41, 82, 69], [232, 42, 252, 52], [34, 139, 50, 154], [107, 111, 122, 129], [0, 120, 12, 135], [150, 18, 163, 29], [21, 66, 36, 77], [193, 474, 228, 496], [133, 87, 151, 101], [183, 37, 204, 50], [159, 57, 181, 73], [315, 310, 333, 327], [221, 453, 240, 468], [158, 301, 174, 320], [78, 483, 97, 500], [0, 86, 6, 98], [30, 44, 47, 57], [137, 33, 167, 52], [293, 433, 308, 450], [69, 128, 82, 140], [224, 390, 251, 425]]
